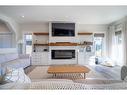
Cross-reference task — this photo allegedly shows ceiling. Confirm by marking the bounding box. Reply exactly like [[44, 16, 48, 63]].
[[0, 6, 127, 24]]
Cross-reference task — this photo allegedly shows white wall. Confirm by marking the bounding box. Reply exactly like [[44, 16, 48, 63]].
[[20, 22, 49, 34], [19, 22, 49, 41], [19, 23, 49, 53], [20, 23, 108, 38], [77, 24, 108, 33], [0, 22, 10, 32]]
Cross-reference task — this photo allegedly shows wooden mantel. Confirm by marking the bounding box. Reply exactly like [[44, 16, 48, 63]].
[[78, 32, 93, 35], [33, 42, 93, 46], [49, 42, 78, 46], [33, 44, 49, 46]]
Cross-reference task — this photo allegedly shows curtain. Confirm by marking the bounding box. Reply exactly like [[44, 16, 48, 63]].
[[107, 25, 115, 59], [108, 23, 127, 66], [122, 22, 127, 66]]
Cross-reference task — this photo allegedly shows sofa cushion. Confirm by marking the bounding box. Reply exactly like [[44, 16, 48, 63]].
[[0, 53, 30, 77], [1, 59, 21, 76], [20, 59, 30, 68], [2, 59, 21, 68], [0, 54, 6, 64], [3, 67, 31, 83], [3, 59, 30, 69], [100, 61, 115, 67], [0, 53, 18, 64], [97, 57, 115, 67], [18, 54, 30, 59], [4, 53, 18, 62]]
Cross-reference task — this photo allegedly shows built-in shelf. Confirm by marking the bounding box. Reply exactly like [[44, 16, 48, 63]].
[[78, 32, 93, 35], [78, 41, 93, 46], [33, 32, 93, 35], [49, 42, 78, 46], [33, 44, 49, 46], [33, 32, 49, 35], [33, 42, 93, 46]]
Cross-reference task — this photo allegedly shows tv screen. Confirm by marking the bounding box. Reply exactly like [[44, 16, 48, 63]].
[[52, 23, 75, 36]]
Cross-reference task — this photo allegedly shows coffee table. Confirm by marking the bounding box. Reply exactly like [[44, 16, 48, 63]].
[[47, 65, 90, 79]]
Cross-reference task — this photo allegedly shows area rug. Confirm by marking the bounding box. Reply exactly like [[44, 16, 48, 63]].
[[27, 66, 83, 81], [73, 79, 123, 84]]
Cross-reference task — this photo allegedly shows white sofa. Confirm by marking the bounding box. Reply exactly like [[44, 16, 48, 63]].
[[0, 53, 30, 75], [94, 64, 127, 80]]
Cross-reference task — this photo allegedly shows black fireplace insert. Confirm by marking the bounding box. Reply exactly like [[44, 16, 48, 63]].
[[51, 50, 75, 59]]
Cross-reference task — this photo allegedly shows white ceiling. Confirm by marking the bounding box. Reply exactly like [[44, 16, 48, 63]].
[[0, 6, 127, 24]]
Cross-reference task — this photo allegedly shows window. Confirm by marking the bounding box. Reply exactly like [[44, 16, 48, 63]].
[[0, 33, 14, 48], [94, 33, 104, 57], [24, 34, 32, 55]]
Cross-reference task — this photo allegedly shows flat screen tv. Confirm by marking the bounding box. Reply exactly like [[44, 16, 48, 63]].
[[52, 23, 75, 36]]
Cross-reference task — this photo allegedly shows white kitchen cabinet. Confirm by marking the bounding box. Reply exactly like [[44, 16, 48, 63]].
[[31, 52, 49, 65]]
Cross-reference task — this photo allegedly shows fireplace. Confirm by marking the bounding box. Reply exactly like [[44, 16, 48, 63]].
[[51, 50, 75, 59]]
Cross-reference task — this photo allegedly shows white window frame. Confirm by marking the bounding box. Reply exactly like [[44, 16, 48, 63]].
[[23, 33, 32, 54], [94, 33, 105, 57]]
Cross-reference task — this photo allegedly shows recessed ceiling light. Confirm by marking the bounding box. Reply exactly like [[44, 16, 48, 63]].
[[21, 15, 25, 18]]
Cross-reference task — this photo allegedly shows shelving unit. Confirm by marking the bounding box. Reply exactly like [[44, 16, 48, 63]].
[[32, 32, 49, 52], [32, 32, 94, 52], [33, 42, 93, 46], [33, 32, 49, 35], [78, 42, 93, 46], [78, 32, 93, 43], [78, 32, 93, 35], [33, 44, 49, 46], [49, 42, 78, 46]]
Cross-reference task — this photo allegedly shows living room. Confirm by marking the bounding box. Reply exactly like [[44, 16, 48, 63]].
[[0, 5, 127, 90]]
